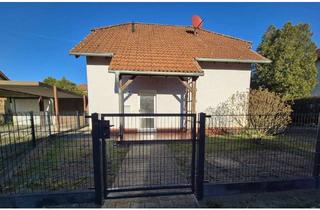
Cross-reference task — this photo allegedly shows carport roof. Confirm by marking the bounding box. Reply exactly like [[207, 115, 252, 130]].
[[0, 81, 83, 98]]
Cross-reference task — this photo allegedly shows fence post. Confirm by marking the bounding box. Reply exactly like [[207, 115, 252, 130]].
[[30, 111, 36, 148], [91, 113, 104, 205], [77, 111, 81, 129], [195, 112, 206, 200], [313, 113, 320, 187], [191, 114, 196, 193], [100, 119, 108, 196]]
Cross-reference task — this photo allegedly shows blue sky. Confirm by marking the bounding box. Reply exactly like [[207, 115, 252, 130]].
[[0, 2, 319, 84]]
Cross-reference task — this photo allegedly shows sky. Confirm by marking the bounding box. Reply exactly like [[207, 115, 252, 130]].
[[0, 2, 320, 84]]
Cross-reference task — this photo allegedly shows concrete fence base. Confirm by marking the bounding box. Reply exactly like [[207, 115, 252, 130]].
[[0, 190, 95, 207], [203, 177, 318, 198]]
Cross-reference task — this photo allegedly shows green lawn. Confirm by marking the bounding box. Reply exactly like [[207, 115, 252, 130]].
[[0, 129, 130, 195], [169, 132, 316, 157], [0, 132, 94, 194], [169, 131, 316, 183], [204, 133, 315, 154], [106, 140, 130, 187]]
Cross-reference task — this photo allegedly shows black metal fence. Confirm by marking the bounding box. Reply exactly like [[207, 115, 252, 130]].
[[1, 111, 320, 204], [204, 113, 319, 184], [0, 111, 92, 196]]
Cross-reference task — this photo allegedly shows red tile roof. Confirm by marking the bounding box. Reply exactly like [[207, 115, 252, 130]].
[[70, 23, 270, 74]]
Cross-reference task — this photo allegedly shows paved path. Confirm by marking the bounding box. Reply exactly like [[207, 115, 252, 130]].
[[104, 143, 199, 208], [111, 143, 189, 189], [103, 193, 199, 208]]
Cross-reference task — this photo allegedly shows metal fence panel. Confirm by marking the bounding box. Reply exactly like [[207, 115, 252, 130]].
[[204, 113, 318, 184], [0, 112, 93, 195]]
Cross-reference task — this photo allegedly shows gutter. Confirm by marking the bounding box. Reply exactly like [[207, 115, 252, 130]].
[[109, 69, 204, 77], [195, 57, 272, 64], [69, 52, 114, 57]]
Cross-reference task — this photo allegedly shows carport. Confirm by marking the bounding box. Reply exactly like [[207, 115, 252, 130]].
[[0, 80, 88, 128]]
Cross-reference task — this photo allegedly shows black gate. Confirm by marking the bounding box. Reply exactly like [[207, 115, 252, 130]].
[[91, 113, 197, 202]]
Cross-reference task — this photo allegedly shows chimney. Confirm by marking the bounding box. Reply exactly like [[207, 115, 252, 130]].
[[131, 22, 135, 33]]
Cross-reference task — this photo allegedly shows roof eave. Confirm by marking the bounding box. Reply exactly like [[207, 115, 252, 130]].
[[109, 69, 204, 77], [195, 57, 272, 64]]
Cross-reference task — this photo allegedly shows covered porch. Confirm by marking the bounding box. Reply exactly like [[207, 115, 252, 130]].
[[112, 71, 200, 141]]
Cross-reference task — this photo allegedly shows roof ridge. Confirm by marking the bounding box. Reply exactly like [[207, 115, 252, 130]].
[[91, 22, 189, 31], [92, 22, 252, 45], [198, 28, 252, 45], [91, 23, 132, 31]]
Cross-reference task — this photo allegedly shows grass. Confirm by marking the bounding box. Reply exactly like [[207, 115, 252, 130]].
[[205, 133, 315, 154], [106, 140, 130, 187], [0, 128, 130, 195], [1, 130, 94, 194], [168, 130, 316, 183], [169, 131, 316, 156], [0, 124, 56, 172]]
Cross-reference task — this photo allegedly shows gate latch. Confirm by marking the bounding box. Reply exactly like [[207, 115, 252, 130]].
[[100, 120, 113, 139]]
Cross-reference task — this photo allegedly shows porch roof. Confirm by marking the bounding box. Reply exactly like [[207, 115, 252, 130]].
[[110, 69, 204, 77]]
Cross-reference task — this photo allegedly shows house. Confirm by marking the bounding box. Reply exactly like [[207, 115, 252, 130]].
[[312, 49, 320, 96], [70, 22, 270, 124]]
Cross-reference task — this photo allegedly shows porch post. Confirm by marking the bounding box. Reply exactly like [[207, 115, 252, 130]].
[[38, 96, 45, 126], [118, 74, 124, 140], [191, 77, 197, 114], [53, 85, 60, 132], [83, 95, 87, 114]]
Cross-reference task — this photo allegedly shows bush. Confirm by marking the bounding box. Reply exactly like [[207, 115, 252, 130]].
[[206, 88, 292, 138]]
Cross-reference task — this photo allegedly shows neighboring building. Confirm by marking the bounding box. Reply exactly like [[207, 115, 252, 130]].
[[0, 71, 10, 114], [0, 80, 87, 125], [312, 49, 320, 96], [70, 22, 270, 121]]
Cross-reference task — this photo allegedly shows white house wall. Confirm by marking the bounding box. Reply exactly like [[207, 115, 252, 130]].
[[197, 62, 252, 112], [12, 98, 40, 125], [86, 57, 119, 114], [86, 58, 252, 129], [86, 58, 252, 114], [312, 60, 320, 96], [12, 98, 55, 126], [86, 57, 185, 115], [13, 98, 40, 113]]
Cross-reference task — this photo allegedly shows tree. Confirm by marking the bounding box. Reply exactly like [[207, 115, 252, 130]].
[[206, 89, 292, 138], [253, 22, 318, 99], [43, 76, 84, 95], [43, 77, 57, 87]]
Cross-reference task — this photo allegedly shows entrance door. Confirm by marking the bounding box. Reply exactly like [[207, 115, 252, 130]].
[[139, 93, 155, 131]]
